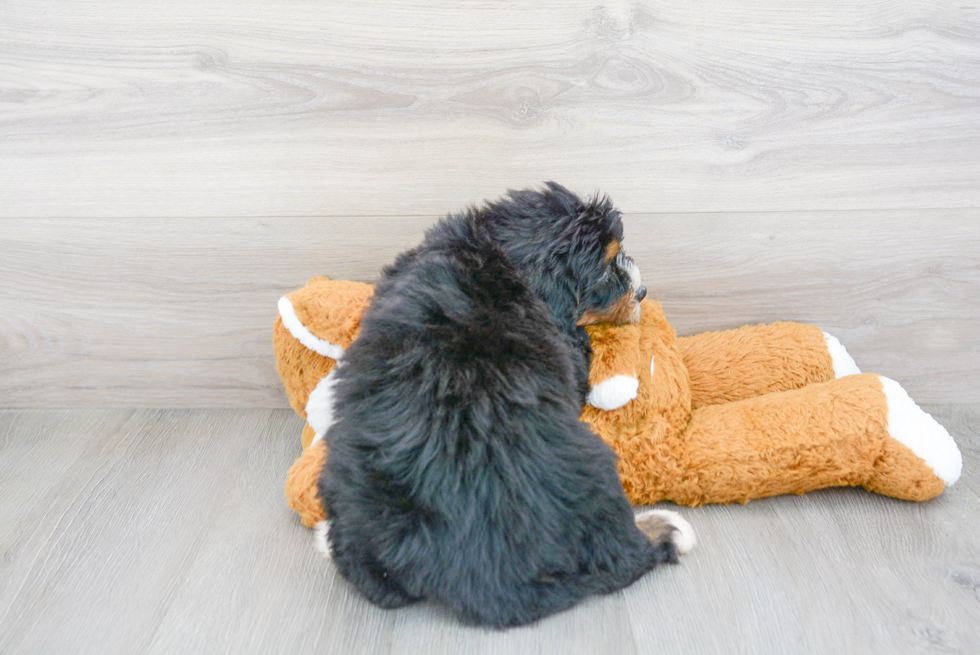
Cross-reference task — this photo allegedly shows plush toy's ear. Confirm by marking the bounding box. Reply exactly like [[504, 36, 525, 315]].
[[272, 276, 373, 428], [278, 277, 373, 352], [585, 323, 643, 410]]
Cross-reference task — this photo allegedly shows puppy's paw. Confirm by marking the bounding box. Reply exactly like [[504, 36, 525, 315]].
[[314, 519, 332, 560], [635, 509, 696, 561]]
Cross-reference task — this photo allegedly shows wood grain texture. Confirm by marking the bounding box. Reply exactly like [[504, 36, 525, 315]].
[[2, 212, 977, 407], [0, 216, 430, 408], [0, 406, 977, 654], [636, 213, 980, 405], [143, 410, 397, 655], [0, 409, 261, 653], [0, 409, 131, 612], [1, 0, 979, 217]]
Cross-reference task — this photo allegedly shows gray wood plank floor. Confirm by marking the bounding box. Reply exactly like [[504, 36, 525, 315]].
[[1, 407, 977, 654]]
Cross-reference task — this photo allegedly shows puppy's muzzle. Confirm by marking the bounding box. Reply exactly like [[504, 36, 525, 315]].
[[576, 254, 645, 327]]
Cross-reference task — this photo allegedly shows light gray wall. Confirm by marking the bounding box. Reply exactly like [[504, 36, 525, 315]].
[[2, 0, 978, 407]]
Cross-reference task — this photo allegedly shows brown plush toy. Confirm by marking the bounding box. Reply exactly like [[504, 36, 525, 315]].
[[275, 277, 962, 528]]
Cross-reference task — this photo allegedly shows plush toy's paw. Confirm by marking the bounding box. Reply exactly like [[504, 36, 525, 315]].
[[880, 376, 962, 486], [285, 441, 328, 528], [587, 375, 639, 410], [314, 520, 333, 560], [823, 332, 861, 378], [634, 509, 696, 557]]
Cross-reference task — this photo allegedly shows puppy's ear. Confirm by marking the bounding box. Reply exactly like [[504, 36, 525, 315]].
[[576, 191, 624, 245], [604, 239, 621, 263]]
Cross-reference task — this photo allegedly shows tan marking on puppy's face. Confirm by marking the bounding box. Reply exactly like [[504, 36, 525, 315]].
[[576, 291, 638, 326], [577, 251, 643, 326], [604, 239, 621, 262]]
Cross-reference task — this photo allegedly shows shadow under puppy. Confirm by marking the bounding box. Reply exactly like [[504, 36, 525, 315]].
[[318, 183, 694, 628]]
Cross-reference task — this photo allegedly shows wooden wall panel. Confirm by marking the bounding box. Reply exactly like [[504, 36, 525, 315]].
[[1, 0, 978, 218], [1, 213, 977, 407], [2, 0, 978, 406]]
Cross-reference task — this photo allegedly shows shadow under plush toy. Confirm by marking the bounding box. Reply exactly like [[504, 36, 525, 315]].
[[275, 276, 962, 528]]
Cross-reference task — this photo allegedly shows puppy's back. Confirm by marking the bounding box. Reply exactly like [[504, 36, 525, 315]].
[[321, 214, 670, 627]]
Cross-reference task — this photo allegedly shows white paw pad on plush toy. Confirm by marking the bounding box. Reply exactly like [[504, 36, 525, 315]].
[[824, 332, 862, 378], [588, 374, 640, 410], [880, 376, 962, 485]]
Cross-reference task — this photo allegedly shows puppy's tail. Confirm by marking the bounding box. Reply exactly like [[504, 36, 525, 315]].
[[634, 509, 696, 563]]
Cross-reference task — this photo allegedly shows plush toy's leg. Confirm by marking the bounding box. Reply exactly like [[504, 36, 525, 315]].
[[301, 424, 317, 449], [286, 440, 328, 527], [584, 323, 643, 410], [868, 377, 962, 495], [653, 373, 959, 506], [677, 322, 859, 410]]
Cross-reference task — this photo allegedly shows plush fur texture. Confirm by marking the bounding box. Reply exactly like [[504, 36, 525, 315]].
[[317, 184, 675, 628], [278, 282, 957, 530], [273, 278, 373, 423]]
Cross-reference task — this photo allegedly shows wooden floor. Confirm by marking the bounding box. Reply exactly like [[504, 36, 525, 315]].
[[1, 406, 977, 654]]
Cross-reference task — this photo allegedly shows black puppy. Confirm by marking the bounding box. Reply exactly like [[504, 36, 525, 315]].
[[317, 183, 693, 628]]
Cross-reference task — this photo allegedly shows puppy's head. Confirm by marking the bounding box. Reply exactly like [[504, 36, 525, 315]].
[[482, 182, 646, 328], [574, 237, 645, 327]]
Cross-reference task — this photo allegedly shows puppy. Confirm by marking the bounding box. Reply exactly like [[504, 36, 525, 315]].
[[318, 183, 692, 628]]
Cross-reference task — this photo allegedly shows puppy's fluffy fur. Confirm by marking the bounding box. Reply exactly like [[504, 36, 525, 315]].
[[319, 183, 681, 628]]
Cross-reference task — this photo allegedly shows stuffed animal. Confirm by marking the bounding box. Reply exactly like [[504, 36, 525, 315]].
[[274, 277, 962, 528]]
